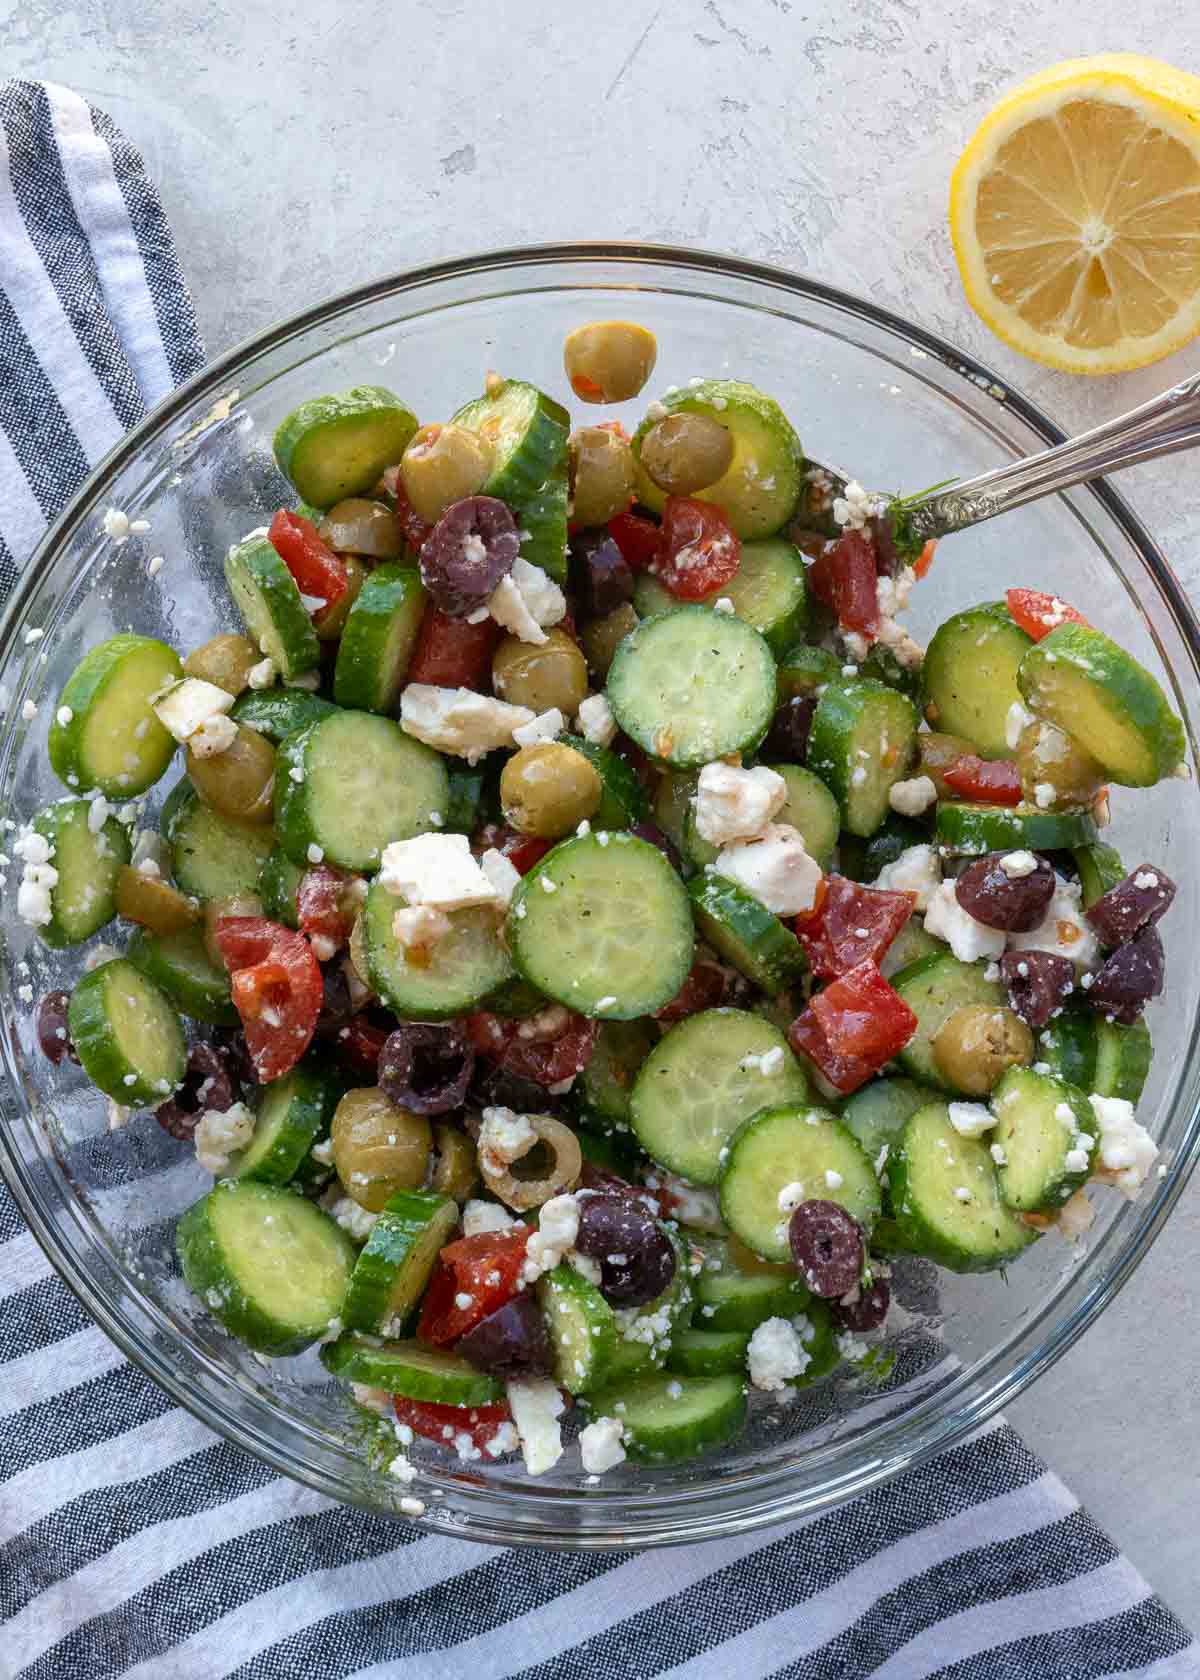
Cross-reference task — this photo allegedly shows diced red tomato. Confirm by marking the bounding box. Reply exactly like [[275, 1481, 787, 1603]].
[[388, 481, 434, 552], [417, 1226, 530, 1345], [655, 958, 727, 1023], [607, 511, 663, 572], [406, 606, 501, 689], [914, 539, 938, 581], [942, 754, 1022, 806], [393, 1396, 513, 1452], [267, 510, 348, 613], [296, 864, 359, 955], [214, 916, 323, 1081], [336, 1012, 389, 1073], [807, 530, 880, 636], [465, 1008, 599, 1087], [657, 497, 741, 600], [787, 1007, 880, 1096], [1005, 588, 1089, 642], [809, 959, 917, 1060], [794, 876, 916, 980], [475, 825, 552, 876]]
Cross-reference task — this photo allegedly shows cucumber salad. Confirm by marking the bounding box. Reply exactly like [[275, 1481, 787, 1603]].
[[19, 317, 1186, 1492]]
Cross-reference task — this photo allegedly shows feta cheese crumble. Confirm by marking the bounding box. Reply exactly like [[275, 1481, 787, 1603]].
[[1089, 1094, 1158, 1199], [379, 832, 500, 912], [923, 880, 1005, 963], [462, 1199, 516, 1238], [478, 1107, 536, 1176], [747, 1316, 812, 1391], [578, 1415, 626, 1475], [194, 1101, 255, 1175], [479, 847, 522, 908], [512, 707, 565, 750], [400, 684, 534, 764], [693, 762, 787, 846], [521, 1192, 579, 1284], [948, 1101, 994, 1139], [888, 775, 937, 817], [1007, 876, 1099, 967], [874, 843, 941, 912], [487, 558, 567, 647], [713, 823, 822, 915], [576, 692, 617, 748], [507, 1377, 566, 1476], [153, 678, 235, 745]]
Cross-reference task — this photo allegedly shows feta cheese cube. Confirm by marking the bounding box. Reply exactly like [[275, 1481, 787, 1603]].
[[1089, 1093, 1157, 1199], [713, 823, 822, 915], [999, 851, 1038, 878], [378, 832, 500, 911], [188, 713, 238, 758], [576, 692, 617, 748], [1006, 877, 1099, 967], [578, 1416, 627, 1475], [1005, 700, 1035, 751], [874, 843, 941, 911], [747, 1316, 811, 1391], [948, 1101, 994, 1139], [694, 762, 787, 846], [153, 677, 235, 744], [247, 658, 277, 690], [507, 1377, 566, 1475], [512, 707, 565, 750], [488, 558, 566, 645], [923, 880, 1005, 963], [521, 1192, 579, 1283], [194, 1101, 255, 1175], [462, 1199, 516, 1238], [479, 847, 522, 908], [887, 775, 937, 817], [400, 684, 534, 764]]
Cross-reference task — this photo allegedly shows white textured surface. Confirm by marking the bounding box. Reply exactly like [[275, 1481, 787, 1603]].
[[7, 0, 1200, 1623]]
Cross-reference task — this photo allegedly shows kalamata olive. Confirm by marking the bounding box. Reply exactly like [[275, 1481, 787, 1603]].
[[629, 819, 684, 874], [931, 1003, 1034, 1094], [468, 1059, 569, 1115], [156, 1044, 240, 1141], [456, 1292, 552, 1377], [639, 413, 733, 496], [763, 696, 816, 764], [831, 1275, 891, 1333], [581, 602, 639, 680], [574, 1191, 677, 1306], [868, 512, 900, 578], [999, 950, 1076, 1029], [500, 742, 602, 839], [1085, 925, 1164, 1024], [183, 634, 260, 696], [377, 1022, 474, 1116], [492, 628, 590, 716], [788, 1200, 864, 1298], [400, 424, 493, 525], [569, 427, 636, 528], [568, 531, 634, 620], [418, 495, 519, 617], [1086, 863, 1176, 948], [954, 852, 1056, 932], [36, 990, 77, 1065], [563, 320, 657, 404]]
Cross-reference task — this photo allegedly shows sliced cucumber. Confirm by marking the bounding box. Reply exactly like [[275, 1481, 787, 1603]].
[[630, 1008, 809, 1185], [879, 914, 941, 979], [935, 800, 1098, 854], [666, 1325, 751, 1377], [274, 711, 448, 872], [537, 1263, 618, 1394], [452, 378, 569, 505], [508, 832, 694, 1018], [606, 608, 777, 769], [604, 1227, 693, 1382], [776, 644, 843, 701], [231, 688, 339, 743], [257, 845, 303, 928], [230, 1058, 343, 1186], [274, 386, 419, 509], [691, 1239, 809, 1331], [127, 925, 237, 1025], [443, 765, 486, 836], [991, 1067, 1097, 1213], [633, 537, 807, 654], [178, 1180, 355, 1356], [340, 1191, 458, 1336], [1019, 623, 1185, 787], [332, 563, 426, 714], [29, 797, 130, 947], [890, 952, 1006, 1091], [321, 1333, 503, 1404], [68, 957, 186, 1104], [862, 642, 921, 703], [48, 634, 182, 797], [632, 379, 804, 539], [1037, 1008, 1097, 1090], [161, 782, 275, 902], [886, 1102, 1037, 1272], [578, 1018, 657, 1128], [224, 533, 320, 680], [585, 1370, 746, 1464], [840, 1077, 935, 1164], [921, 603, 1033, 759], [1073, 841, 1125, 909], [484, 973, 549, 1018], [687, 872, 806, 995], [807, 680, 920, 838], [768, 762, 840, 868], [719, 1104, 881, 1261], [560, 734, 647, 830], [362, 877, 512, 1019], [515, 458, 569, 584], [1095, 1015, 1152, 1104]]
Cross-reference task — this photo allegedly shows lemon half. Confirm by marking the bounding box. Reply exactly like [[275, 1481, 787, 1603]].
[[950, 54, 1200, 374]]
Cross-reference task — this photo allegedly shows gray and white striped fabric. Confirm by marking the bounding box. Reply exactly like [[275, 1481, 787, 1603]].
[[0, 76, 1196, 1680]]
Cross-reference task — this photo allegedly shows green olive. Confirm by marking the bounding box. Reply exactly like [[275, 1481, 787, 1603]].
[[203, 891, 263, 968], [313, 553, 367, 642], [563, 320, 657, 403], [432, 1123, 479, 1202], [492, 627, 590, 716], [500, 742, 602, 839], [581, 602, 639, 679], [332, 1087, 432, 1212], [187, 724, 276, 824], [399, 422, 492, 524], [183, 634, 260, 696], [1015, 720, 1104, 809], [115, 867, 200, 936], [932, 1005, 1034, 1096], [569, 426, 636, 527], [318, 497, 404, 558], [639, 412, 734, 496]]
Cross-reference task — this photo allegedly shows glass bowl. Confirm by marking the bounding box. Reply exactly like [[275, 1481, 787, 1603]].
[[2, 243, 1198, 1551]]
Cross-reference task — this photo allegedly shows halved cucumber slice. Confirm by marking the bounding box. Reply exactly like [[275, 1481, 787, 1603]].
[[719, 1104, 881, 1261], [452, 378, 569, 506], [230, 1058, 344, 1186], [632, 379, 804, 539], [885, 1102, 1037, 1272], [362, 877, 512, 1019], [630, 1008, 809, 1185], [161, 782, 275, 902], [1073, 841, 1125, 908], [921, 603, 1033, 759], [274, 386, 419, 509], [666, 1325, 751, 1377], [776, 644, 843, 701], [515, 458, 569, 583], [991, 1066, 1097, 1213], [691, 1238, 809, 1331], [807, 680, 920, 838], [443, 765, 487, 836], [69, 957, 187, 1104], [179, 1180, 355, 1356], [257, 845, 303, 928], [606, 607, 777, 768], [578, 1018, 657, 1128], [687, 872, 806, 995], [332, 563, 426, 713], [49, 634, 182, 797], [1018, 623, 1185, 787], [768, 763, 841, 868], [230, 689, 339, 743], [537, 1263, 618, 1394], [633, 537, 807, 654], [840, 1077, 936, 1165], [879, 915, 941, 979], [586, 1370, 746, 1464], [1039, 1008, 1151, 1104], [652, 770, 698, 858], [274, 711, 448, 872], [890, 952, 1006, 1091], [508, 832, 694, 1018], [340, 1190, 458, 1335], [559, 735, 647, 830], [320, 1333, 503, 1404], [224, 533, 320, 679], [126, 925, 237, 1025], [29, 797, 130, 947], [935, 800, 1097, 854]]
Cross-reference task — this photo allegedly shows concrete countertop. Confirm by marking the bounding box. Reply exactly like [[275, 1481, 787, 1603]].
[[7, 0, 1198, 1628]]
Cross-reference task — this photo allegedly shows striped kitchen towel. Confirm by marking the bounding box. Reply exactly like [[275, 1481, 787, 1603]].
[[0, 76, 1197, 1680]]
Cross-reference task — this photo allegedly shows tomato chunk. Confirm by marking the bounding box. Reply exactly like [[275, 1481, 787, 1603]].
[[379, 472, 434, 553], [475, 824, 552, 876], [213, 916, 323, 1081], [794, 876, 916, 980], [417, 1227, 530, 1345], [267, 509, 348, 612], [787, 1008, 879, 1096], [914, 539, 938, 580], [657, 497, 740, 600], [607, 510, 663, 572], [393, 1396, 514, 1452], [465, 1008, 598, 1087], [810, 959, 917, 1059], [296, 863, 359, 955], [1005, 588, 1089, 642], [335, 1011, 389, 1073], [942, 754, 1022, 806], [654, 957, 728, 1023], [807, 530, 880, 636], [406, 605, 500, 689]]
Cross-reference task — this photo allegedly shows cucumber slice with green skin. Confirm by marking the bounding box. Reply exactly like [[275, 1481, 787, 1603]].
[[890, 952, 1006, 1091], [991, 1066, 1097, 1213], [776, 644, 843, 701], [691, 1241, 809, 1332], [230, 1058, 343, 1186], [126, 925, 238, 1025], [514, 458, 569, 584], [839, 813, 928, 885], [321, 1333, 503, 1404], [632, 379, 804, 540], [508, 832, 694, 1019], [666, 1325, 751, 1377], [886, 1103, 1037, 1272], [604, 1228, 694, 1382], [687, 872, 806, 995], [484, 973, 549, 1018], [607, 608, 777, 769], [1018, 623, 1185, 787], [1072, 841, 1125, 909], [768, 763, 841, 868], [879, 915, 941, 979], [576, 1127, 644, 1179], [921, 603, 1033, 759], [362, 877, 512, 1019], [1037, 1007, 1097, 1091], [444, 765, 486, 835], [537, 1263, 619, 1394], [681, 800, 719, 871], [29, 797, 130, 947], [68, 957, 187, 1104], [652, 770, 698, 859], [340, 1191, 458, 1336], [1096, 1015, 1152, 1104], [257, 846, 303, 928], [579, 1018, 657, 1128], [274, 386, 419, 509], [48, 634, 182, 797], [332, 563, 426, 714], [559, 734, 647, 830], [935, 800, 1098, 854], [179, 1180, 356, 1357], [230, 689, 339, 743], [861, 642, 921, 703], [224, 534, 320, 680], [630, 1008, 809, 1185], [807, 680, 920, 839], [586, 1370, 747, 1464], [161, 782, 275, 902], [840, 1077, 936, 1165], [274, 711, 449, 872], [719, 1104, 881, 1261], [451, 378, 570, 506], [797, 1299, 840, 1385], [633, 538, 807, 655]]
